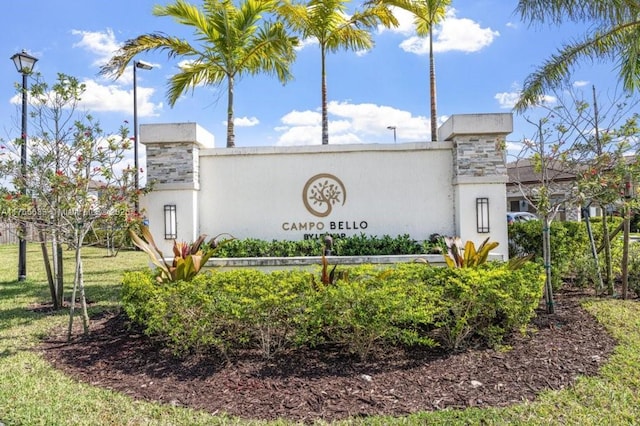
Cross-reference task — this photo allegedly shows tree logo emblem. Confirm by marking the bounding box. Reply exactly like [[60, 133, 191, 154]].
[[303, 173, 346, 217]]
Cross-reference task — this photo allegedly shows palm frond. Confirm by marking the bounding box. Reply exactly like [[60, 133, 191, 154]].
[[515, 22, 640, 111], [99, 33, 196, 78], [517, 0, 640, 27]]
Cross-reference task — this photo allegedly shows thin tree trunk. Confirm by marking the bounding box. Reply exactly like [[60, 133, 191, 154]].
[[67, 244, 79, 341], [38, 225, 57, 309], [542, 215, 554, 313], [584, 210, 604, 293], [321, 45, 329, 145], [622, 205, 630, 299], [33, 201, 57, 309], [78, 252, 90, 335], [52, 229, 64, 308], [429, 26, 438, 142], [226, 75, 235, 148], [67, 230, 90, 339], [56, 241, 64, 306], [592, 85, 614, 296], [602, 211, 614, 295]]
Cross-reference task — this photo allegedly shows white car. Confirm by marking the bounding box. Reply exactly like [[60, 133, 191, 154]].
[[507, 212, 538, 225]]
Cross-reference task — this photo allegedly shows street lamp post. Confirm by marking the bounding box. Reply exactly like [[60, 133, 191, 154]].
[[133, 60, 153, 214], [386, 126, 397, 143], [10, 50, 38, 282]]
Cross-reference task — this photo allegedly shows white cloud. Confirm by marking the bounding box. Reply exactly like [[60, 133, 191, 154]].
[[10, 78, 161, 117], [232, 117, 260, 127], [573, 80, 590, 87], [495, 82, 560, 109], [506, 22, 518, 29], [539, 95, 558, 105], [275, 101, 429, 146], [328, 101, 428, 140], [295, 37, 319, 51], [495, 91, 521, 109], [277, 125, 321, 146], [71, 28, 121, 67], [398, 8, 499, 55], [281, 110, 321, 126], [79, 79, 161, 117]]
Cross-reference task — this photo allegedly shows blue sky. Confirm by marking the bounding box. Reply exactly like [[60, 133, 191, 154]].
[[1, 0, 625, 166]]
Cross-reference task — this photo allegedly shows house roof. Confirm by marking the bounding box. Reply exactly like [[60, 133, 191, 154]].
[[507, 159, 577, 185], [507, 155, 639, 185]]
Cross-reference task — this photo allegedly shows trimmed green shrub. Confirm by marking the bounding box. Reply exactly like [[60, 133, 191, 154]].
[[121, 270, 161, 325], [211, 233, 443, 258], [122, 271, 229, 355], [332, 233, 426, 256], [206, 269, 315, 358], [213, 238, 323, 258], [508, 218, 625, 289], [121, 261, 545, 359], [305, 265, 441, 359], [401, 262, 545, 350]]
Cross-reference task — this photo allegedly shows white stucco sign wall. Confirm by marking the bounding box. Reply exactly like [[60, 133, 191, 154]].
[[140, 113, 512, 259]]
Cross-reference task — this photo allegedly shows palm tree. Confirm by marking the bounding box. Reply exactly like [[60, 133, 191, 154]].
[[369, 0, 449, 141], [514, 0, 640, 111], [100, 0, 298, 148], [278, 0, 397, 145]]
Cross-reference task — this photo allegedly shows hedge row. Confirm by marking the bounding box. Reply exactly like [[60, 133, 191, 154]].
[[122, 262, 544, 360], [210, 233, 444, 258], [508, 217, 625, 289]]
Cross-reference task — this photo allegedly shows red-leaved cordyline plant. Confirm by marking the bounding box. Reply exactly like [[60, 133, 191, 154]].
[[130, 225, 234, 283]]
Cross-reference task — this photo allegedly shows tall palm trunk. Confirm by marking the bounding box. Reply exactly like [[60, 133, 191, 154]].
[[321, 45, 329, 145], [227, 75, 235, 148], [429, 26, 438, 142]]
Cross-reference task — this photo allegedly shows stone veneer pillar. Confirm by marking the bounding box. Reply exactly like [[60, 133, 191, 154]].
[[439, 113, 512, 259], [140, 123, 215, 254]]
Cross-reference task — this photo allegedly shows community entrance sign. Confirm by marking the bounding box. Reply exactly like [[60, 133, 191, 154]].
[[140, 113, 513, 259]]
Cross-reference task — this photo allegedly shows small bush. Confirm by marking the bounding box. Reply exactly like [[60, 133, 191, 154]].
[[408, 262, 545, 350], [306, 265, 441, 359], [508, 219, 624, 289], [627, 242, 640, 297], [207, 269, 315, 358], [121, 270, 161, 325]]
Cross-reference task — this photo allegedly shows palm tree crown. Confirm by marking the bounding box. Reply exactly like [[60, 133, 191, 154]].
[[100, 0, 298, 148], [514, 0, 640, 111], [368, 0, 449, 142], [278, 0, 397, 145]]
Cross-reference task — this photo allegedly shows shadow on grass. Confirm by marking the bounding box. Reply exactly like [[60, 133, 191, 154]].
[[0, 280, 123, 333], [0, 303, 68, 359], [0, 305, 66, 331], [0, 280, 49, 301]]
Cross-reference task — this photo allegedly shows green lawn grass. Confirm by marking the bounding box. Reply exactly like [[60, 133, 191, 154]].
[[1, 243, 639, 425]]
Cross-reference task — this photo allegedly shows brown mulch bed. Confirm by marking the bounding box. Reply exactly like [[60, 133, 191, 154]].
[[38, 288, 617, 423]]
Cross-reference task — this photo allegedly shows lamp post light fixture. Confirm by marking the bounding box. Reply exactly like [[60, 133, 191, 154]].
[[10, 50, 38, 282], [386, 126, 397, 143], [133, 60, 153, 214]]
